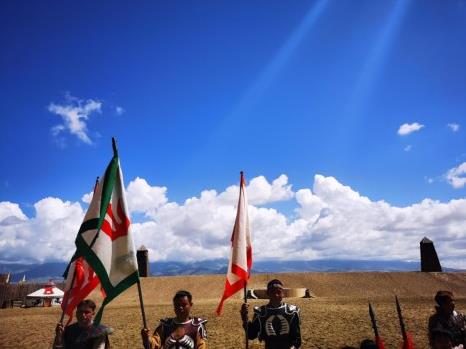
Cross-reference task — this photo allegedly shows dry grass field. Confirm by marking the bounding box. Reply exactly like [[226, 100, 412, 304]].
[[1, 272, 465, 348]]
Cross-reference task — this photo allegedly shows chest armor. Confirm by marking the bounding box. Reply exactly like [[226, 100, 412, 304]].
[[432, 311, 466, 345], [160, 318, 207, 349], [254, 303, 299, 341]]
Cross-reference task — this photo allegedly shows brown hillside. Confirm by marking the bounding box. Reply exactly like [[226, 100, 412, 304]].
[[112, 271, 466, 305], [0, 272, 465, 349]]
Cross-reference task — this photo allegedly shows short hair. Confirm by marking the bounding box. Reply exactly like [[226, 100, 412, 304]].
[[173, 290, 192, 303], [435, 290, 454, 305], [77, 299, 96, 311], [359, 339, 377, 349], [267, 279, 284, 290]]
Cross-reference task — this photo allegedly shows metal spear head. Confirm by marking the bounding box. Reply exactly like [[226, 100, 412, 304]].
[[395, 295, 407, 341], [369, 302, 380, 337]]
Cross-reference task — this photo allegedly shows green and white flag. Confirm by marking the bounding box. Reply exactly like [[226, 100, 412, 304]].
[[75, 140, 139, 324]]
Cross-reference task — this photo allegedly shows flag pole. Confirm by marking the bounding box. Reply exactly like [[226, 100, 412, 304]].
[[58, 267, 77, 324], [52, 266, 78, 348], [54, 175, 101, 347], [137, 279, 150, 349], [243, 282, 249, 349], [240, 171, 249, 349]]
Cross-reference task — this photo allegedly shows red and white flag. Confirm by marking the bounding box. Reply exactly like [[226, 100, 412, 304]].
[[216, 172, 252, 315], [61, 256, 100, 325]]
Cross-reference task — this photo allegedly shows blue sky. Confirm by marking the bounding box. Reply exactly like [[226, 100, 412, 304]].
[[1, 1, 466, 266]]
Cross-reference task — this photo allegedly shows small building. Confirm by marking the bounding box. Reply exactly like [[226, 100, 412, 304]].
[[26, 280, 64, 307]]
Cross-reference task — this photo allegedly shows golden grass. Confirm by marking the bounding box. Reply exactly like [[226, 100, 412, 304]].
[[0, 272, 465, 348]]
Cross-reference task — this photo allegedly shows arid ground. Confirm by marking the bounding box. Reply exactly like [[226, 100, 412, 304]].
[[1, 272, 465, 348]]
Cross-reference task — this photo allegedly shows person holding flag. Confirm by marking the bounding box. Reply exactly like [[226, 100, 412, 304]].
[[54, 138, 148, 347], [53, 299, 112, 349], [141, 290, 207, 349], [240, 279, 301, 349]]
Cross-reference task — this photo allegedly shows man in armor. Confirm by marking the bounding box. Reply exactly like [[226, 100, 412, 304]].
[[53, 299, 112, 349], [240, 279, 301, 349], [141, 290, 207, 349], [428, 291, 466, 348]]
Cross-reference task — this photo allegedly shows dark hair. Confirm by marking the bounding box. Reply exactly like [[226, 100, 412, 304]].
[[435, 290, 454, 305], [359, 339, 377, 349], [77, 299, 96, 311], [267, 279, 284, 290], [173, 290, 192, 303], [431, 328, 453, 341]]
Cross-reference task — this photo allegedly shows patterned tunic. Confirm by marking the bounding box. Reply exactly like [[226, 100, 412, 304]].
[[428, 310, 466, 347], [246, 303, 301, 349], [149, 317, 207, 349]]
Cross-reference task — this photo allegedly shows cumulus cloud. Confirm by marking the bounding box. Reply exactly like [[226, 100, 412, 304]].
[[1, 174, 466, 269], [398, 122, 424, 136], [0, 198, 84, 263], [404, 145, 412, 152], [126, 177, 168, 216], [447, 123, 460, 132], [115, 106, 125, 115], [0, 202, 27, 223], [445, 162, 466, 189], [48, 94, 102, 144]]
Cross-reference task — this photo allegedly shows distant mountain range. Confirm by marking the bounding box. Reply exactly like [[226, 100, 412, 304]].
[[1, 259, 461, 283]]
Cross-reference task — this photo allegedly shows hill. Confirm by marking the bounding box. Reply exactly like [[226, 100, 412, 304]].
[[1, 272, 465, 348], [3, 258, 462, 282]]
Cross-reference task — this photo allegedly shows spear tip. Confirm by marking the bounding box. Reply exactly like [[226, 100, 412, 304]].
[[111, 137, 118, 156]]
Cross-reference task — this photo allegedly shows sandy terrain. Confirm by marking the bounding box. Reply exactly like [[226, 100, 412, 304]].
[[0, 272, 465, 348]]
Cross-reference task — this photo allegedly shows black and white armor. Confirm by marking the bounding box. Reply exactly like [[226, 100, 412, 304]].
[[247, 303, 301, 349]]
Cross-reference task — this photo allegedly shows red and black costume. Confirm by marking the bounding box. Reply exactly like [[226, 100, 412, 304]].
[[148, 317, 207, 349]]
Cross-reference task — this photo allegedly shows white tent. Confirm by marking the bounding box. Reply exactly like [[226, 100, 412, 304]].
[[26, 281, 64, 307]]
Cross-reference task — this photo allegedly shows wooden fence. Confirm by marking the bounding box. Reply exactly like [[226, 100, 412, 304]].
[[0, 282, 65, 308]]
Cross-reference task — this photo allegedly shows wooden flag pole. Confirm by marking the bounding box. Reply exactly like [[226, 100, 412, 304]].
[[54, 175, 101, 348], [52, 265, 77, 348], [243, 283, 249, 349], [136, 279, 150, 349]]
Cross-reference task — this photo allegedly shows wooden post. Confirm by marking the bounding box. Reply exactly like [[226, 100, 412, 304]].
[[137, 279, 150, 349], [244, 283, 249, 349]]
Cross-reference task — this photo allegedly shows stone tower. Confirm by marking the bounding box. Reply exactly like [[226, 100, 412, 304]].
[[137, 245, 149, 277], [420, 237, 442, 272]]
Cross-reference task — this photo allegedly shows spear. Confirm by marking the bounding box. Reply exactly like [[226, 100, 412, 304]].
[[395, 296, 415, 349], [368, 302, 386, 349]]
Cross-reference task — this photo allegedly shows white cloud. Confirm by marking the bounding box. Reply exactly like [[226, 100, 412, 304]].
[[1, 174, 466, 269], [447, 123, 460, 132], [126, 177, 168, 216], [398, 122, 424, 136], [0, 198, 84, 263], [115, 106, 125, 115], [0, 202, 27, 223], [445, 162, 466, 189], [48, 94, 102, 144], [404, 145, 412, 152]]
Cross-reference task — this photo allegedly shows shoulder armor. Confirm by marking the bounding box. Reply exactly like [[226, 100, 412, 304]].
[[88, 324, 113, 339], [254, 305, 267, 316], [160, 317, 174, 326], [191, 317, 208, 326], [285, 303, 300, 315]]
